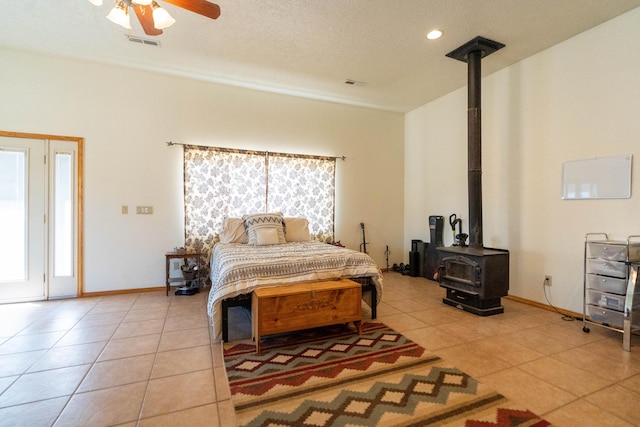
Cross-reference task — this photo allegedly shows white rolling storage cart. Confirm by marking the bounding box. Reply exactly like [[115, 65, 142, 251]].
[[583, 233, 640, 351]]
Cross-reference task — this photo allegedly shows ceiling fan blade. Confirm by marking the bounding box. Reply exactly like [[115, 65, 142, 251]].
[[133, 4, 163, 36], [163, 0, 221, 20]]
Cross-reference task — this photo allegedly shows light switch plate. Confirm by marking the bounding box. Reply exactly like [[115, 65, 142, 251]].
[[136, 206, 154, 214]]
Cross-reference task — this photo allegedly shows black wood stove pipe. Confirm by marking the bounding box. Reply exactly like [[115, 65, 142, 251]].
[[446, 37, 505, 250], [467, 49, 483, 249]]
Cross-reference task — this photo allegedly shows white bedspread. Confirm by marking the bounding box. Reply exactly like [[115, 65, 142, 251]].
[[207, 241, 383, 340]]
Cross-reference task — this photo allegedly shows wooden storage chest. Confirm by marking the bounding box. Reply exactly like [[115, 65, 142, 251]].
[[252, 279, 362, 353]]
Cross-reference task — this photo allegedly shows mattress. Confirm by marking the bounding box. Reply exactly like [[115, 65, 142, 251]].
[[207, 241, 383, 340]]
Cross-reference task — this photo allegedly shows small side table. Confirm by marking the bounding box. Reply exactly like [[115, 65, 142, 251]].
[[165, 251, 203, 296]]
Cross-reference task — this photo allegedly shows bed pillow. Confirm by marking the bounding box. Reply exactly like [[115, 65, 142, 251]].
[[219, 217, 248, 244], [284, 217, 311, 242], [254, 227, 281, 245], [242, 212, 286, 245]]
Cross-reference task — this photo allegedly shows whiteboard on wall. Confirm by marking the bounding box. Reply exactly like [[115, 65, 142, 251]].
[[561, 154, 632, 200]]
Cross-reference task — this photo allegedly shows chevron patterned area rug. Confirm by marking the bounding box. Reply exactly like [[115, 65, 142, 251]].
[[223, 322, 551, 427]]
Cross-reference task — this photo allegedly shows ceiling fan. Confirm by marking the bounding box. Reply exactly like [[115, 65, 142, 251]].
[[88, 0, 220, 36]]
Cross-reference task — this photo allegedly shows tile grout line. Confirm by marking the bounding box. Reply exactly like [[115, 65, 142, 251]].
[[0, 298, 105, 417], [51, 294, 137, 426], [135, 292, 215, 423], [135, 292, 171, 424]]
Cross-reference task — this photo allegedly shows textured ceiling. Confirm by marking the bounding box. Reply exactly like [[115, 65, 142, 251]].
[[1, 1, 639, 112]]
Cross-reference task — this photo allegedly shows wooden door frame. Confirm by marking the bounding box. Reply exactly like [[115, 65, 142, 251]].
[[0, 130, 84, 296]]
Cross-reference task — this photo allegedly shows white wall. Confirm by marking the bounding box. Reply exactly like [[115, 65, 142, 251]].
[[0, 49, 404, 293], [405, 8, 640, 313]]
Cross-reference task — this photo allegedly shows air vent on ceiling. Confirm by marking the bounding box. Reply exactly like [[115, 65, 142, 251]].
[[345, 79, 367, 86], [127, 35, 160, 47]]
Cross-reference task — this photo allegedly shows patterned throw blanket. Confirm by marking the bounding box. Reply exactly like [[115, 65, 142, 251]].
[[207, 241, 383, 340]]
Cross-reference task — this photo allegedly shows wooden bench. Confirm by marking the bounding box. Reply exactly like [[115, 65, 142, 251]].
[[251, 279, 362, 353]]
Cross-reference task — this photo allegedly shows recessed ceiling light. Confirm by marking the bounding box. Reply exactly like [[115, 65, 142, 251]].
[[426, 30, 443, 40]]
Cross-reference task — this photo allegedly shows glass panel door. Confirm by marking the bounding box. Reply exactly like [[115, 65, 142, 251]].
[[48, 140, 78, 298], [54, 153, 73, 277], [0, 150, 26, 281], [0, 138, 46, 301]]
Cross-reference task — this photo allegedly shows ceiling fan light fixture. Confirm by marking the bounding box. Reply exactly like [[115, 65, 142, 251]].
[[151, 1, 176, 29], [89, 0, 220, 35], [106, 1, 131, 29]]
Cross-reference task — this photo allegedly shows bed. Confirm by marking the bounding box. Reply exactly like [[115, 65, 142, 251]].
[[206, 214, 383, 341]]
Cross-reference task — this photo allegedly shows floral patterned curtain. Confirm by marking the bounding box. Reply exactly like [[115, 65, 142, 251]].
[[183, 146, 336, 277], [267, 152, 335, 242]]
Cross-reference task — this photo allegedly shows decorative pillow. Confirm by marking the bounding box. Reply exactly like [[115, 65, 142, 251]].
[[219, 218, 248, 244], [242, 212, 286, 245], [254, 227, 280, 245], [284, 217, 311, 242]]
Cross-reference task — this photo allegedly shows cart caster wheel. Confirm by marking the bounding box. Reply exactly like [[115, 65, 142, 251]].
[[583, 326, 590, 333]]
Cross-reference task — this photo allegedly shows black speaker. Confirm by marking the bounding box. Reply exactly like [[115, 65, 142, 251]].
[[417, 241, 427, 277], [425, 215, 444, 280], [429, 215, 444, 247], [409, 251, 420, 277]]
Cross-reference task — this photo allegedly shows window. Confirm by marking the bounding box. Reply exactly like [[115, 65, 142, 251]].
[[183, 146, 336, 265]]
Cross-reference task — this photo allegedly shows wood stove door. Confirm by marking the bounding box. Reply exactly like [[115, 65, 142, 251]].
[[440, 256, 481, 287]]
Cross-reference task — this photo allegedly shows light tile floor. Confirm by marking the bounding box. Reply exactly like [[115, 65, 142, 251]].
[[0, 272, 639, 426], [0, 290, 235, 426]]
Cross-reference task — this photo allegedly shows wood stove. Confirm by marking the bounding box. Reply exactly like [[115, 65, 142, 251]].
[[437, 36, 510, 316], [438, 246, 509, 315]]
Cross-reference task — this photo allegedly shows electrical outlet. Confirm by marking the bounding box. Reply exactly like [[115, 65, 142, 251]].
[[173, 261, 180, 270], [544, 275, 552, 286]]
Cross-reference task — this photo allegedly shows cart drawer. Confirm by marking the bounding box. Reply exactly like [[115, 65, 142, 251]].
[[588, 290, 625, 312], [586, 259, 627, 279], [588, 241, 640, 261], [586, 274, 627, 294], [587, 305, 624, 328]]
